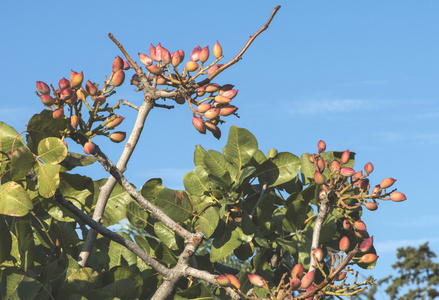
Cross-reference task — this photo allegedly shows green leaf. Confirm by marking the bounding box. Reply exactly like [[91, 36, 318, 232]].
[[0, 216, 12, 264], [36, 163, 60, 198], [59, 172, 94, 214], [195, 206, 219, 238], [257, 152, 301, 188], [126, 200, 149, 229], [154, 188, 192, 223], [203, 150, 236, 179], [109, 232, 137, 268], [37, 137, 68, 164], [15, 221, 35, 271], [266, 148, 278, 159], [154, 222, 179, 250], [174, 282, 213, 300], [0, 267, 42, 300], [102, 181, 132, 227], [59, 152, 98, 172], [283, 196, 311, 233], [0, 122, 25, 162], [194, 144, 207, 169], [140, 178, 164, 203], [210, 229, 242, 262], [292, 233, 312, 269], [232, 166, 256, 191], [26, 110, 67, 153], [134, 235, 158, 258], [103, 265, 143, 294], [300, 153, 314, 185], [223, 126, 258, 169], [155, 243, 178, 265], [276, 238, 298, 256], [183, 166, 210, 196], [58, 266, 99, 298], [257, 194, 276, 228], [10, 146, 35, 181], [0, 181, 33, 216]]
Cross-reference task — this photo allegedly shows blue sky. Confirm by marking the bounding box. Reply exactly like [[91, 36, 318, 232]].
[[1, 1, 438, 296]]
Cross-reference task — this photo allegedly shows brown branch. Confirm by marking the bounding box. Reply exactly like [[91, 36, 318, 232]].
[[54, 189, 170, 276], [295, 248, 360, 300], [195, 5, 281, 88], [108, 32, 144, 77]]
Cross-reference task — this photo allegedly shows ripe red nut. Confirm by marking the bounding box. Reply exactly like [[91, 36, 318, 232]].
[[197, 103, 211, 113], [112, 56, 124, 72], [214, 95, 232, 104], [112, 70, 125, 87], [248, 274, 265, 288], [178, 49, 185, 61], [359, 253, 378, 264], [52, 108, 64, 119], [209, 124, 221, 139], [364, 162, 374, 174], [317, 158, 325, 172], [289, 278, 301, 290], [123, 60, 130, 70], [365, 201, 378, 211], [219, 84, 234, 94], [390, 191, 407, 202], [109, 131, 126, 143], [300, 270, 315, 289], [146, 65, 163, 76], [185, 61, 199, 72], [340, 167, 356, 177], [71, 115, 79, 129], [313, 248, 323, 262], [225, 274, 241, 289], [190, 45, 201, 62], [60, 88, 74, 101], [339, 236, 350, 252], [208, 65, 220, 75], [335, 272, 347, 281], [204, 108, 220, 119], [359, 236, 374, 253], [341, 149, 350, 165], [192, 117, 206, 134], [106, 116, 124, 129], [196, 86, 206, 97], [314, 171, 325, 185], [139, 53, 153, 66], [380, 177, 397, 189], [40, 94, 54, 106], [372, 185, 382, 196], [343, 220, 351, 230], [156, 76, 166, 85], [161, 47, 172, 65], [171, 51, 181, 67], [199, 46, 209, 63], [355, 230, 370, 239], [213, 41, 222, 58], [83, 142, 95, 155], [93, 95, 106, 107], [216, 275, 231, 287], [291, 263, 304, 279], [221, 89, 239, 99], [155, 43, 163, 62], [358, 178, 369, 191], [354, 220, 367, 231], [353, 171, 363, 182], [331, 160, 340, 171], [36, 81, 51, 95], [205, 83, 221, 93], [86, 80, 98, 96], [318, 140, 326, 152], [59, 77, 70, 89], [149, 44, 158, 61]]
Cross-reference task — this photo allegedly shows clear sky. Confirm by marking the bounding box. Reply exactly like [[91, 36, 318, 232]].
[[1, 1, 438, 297]]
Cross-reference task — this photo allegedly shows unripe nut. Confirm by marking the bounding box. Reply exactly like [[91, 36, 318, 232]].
[[248, 274, 265, 288], [216, 275, 231, 287], [192, 117, 206, 134], [112, 69, 125, 87], [52, 108, 64, 119], [380, 178, 396, 189], [185, 61, 199, 72], [364, 162, 374, 174], [390, 191, 406, 202], [365, 202, 378, 211], [291, 263, 304, 279], [197, 103, 211, 113], [225, 274, 241, 289], [300, 270, 315, 289], [359, 236, 374, 253], [109, 131, 126, 143], [36, 81, 51, 95], [203, 108, 220, 119], [83, 142, 95, 155], [360, 253, 378, 264], [341, 149, 350, 165], [339, 236, 350, 252]]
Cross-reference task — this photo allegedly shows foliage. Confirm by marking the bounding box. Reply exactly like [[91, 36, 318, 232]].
[[0, 6, 407, 300], [354, 243, 439, 300]]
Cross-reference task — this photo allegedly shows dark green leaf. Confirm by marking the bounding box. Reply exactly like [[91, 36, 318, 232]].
[[257, 152, 301, 188], [194, 144, 207, 169], [0, 267, 41, 300], [126, 200, 149, 229], [195, 205, 219, 238], [0, 216, 12, 264], [154, 188, 192, 223], [155, 243, 178, 265], [59, 152, 98, 172], [26, 110, 67, 153], [174, 282, 213, 300], [109, 232, 137, 268], [15, 221, 35, 271], [211, 229, 242, 262], [140, 178, 164, 203], [154, 222, 179, 250], [183, 166, 210, 197]]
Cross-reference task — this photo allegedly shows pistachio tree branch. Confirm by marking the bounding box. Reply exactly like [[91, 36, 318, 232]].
[[195, 5, 281, 88], [309, 194, 330, 272], [54, 189, 170, 276], [78, 97, 155, 266]]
